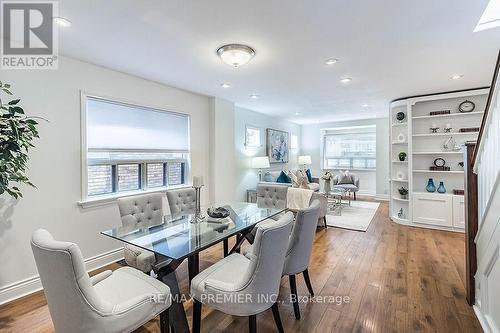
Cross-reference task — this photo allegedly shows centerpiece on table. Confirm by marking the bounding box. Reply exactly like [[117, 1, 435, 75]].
[[321, 171, 333, 195]]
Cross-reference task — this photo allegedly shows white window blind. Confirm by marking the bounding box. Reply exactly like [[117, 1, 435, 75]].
[[83, 96, 190, 199], [87, 97, 190, 152], [323, 125, 376, 170]]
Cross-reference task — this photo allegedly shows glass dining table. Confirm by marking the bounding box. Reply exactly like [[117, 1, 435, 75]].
[[101, 201, 285, 333]]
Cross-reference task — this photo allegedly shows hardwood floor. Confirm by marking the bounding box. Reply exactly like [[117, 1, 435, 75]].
[[0, 201, 483, 332]]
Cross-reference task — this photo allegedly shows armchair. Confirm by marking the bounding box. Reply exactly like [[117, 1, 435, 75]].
[[332, 172, 360, 200]]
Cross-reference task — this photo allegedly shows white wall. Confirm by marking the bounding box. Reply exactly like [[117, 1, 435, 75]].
[[301, 117, 390, 198], [0, 56, 211, 304], [234, 107, 301, 201], [209, 97, 237, 202]]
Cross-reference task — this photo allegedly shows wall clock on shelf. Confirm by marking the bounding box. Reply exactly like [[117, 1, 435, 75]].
[[459, 100, 475, 113]]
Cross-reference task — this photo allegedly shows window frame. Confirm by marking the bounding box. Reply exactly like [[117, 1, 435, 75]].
[[80, 92, 191, 206], [322, 125, 377, 171]]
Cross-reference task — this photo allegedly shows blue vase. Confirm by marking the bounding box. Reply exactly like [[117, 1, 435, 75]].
[[437, 181, 446, 193], [426, 178, 436, 192]]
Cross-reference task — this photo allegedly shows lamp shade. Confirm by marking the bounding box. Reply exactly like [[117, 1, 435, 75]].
[[298, 155, 312, 165], [251, 156, 270, 169]]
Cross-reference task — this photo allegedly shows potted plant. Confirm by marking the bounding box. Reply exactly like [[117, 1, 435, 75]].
[[398, 152, 407, 161], [398, 187, 408, 199], [0, 82, 41, 199], [321, 171, 333, 195]]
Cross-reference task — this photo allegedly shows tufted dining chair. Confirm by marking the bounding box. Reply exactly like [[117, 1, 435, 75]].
[[31, 229, 171, 333], [282, 199, 321, 319], [166, 187, 196, 214], [190, 212, 294, 333], [117, 193, 165, 274], [242, 200, 321, 320]]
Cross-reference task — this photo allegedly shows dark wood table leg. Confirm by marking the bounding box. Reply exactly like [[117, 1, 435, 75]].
[[223, 239, 229, 257], [157, 270, 190, 333], [188, 252, 200, 283]]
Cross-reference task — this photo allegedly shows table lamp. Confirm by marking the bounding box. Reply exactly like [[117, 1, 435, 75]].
[[298, 155, 312, 170], [251, 156, 270, 181]]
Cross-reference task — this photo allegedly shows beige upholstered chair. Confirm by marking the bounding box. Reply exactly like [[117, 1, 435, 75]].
[[256, 183, 327, 227], [166, 187, 196, 214], [31, 229, 171, 333], [242, 200, 321, 320], [190, 212, 295, 333], [117, 193, 165, 273], [282, 199, 321, 319]]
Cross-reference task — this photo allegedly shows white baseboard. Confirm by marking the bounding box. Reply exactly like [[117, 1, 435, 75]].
[[473, 305, 496, 333], [0, 247, 123, 306], [375, 194, 390, 201]]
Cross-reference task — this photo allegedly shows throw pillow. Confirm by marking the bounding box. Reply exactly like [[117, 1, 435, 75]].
[[288, 170, 300, 187], [305, 169, 313, 183], [338, 171, 354, 185], [276, 170, 292, 184], [296, 169, 309, 184], [296, 172, 309, 189], [263, 172, 273, 182]]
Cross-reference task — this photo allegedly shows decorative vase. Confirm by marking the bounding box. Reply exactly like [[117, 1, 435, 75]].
[[324, 180, 331, 195], [398, 152, 407, 161], [426, 178, 436, 192], [396, 112, 405, 123], [437, 182, 446, 193]]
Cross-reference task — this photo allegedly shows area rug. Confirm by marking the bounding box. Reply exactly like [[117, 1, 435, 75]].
[[326, 201, 380, 232]]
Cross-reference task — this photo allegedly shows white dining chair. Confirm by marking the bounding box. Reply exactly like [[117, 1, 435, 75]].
[[190, 212, 294, 333], [117, 192, 165, 274], [31, 229, 171, 333]]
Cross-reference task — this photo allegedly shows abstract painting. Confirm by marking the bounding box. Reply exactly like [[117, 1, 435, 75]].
[[266, 128, 289, 163]]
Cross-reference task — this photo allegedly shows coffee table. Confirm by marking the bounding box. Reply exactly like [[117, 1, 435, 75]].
[[320, 188, 350, 216]]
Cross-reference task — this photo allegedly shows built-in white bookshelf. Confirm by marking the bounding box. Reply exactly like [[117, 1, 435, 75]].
[[389, 88, 489, 232]]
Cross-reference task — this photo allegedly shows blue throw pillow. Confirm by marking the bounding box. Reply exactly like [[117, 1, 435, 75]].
[[276, 171, 291, 184], [305, 169, 313, 183]]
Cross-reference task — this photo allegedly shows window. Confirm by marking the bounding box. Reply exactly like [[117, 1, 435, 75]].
[[245, 125, 261, 147], [83, 96, 190, 199], [323, 125, 376, 170]]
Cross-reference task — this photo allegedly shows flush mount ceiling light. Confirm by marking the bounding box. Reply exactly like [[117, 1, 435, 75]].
[[250, 94, 259, 99], [451, 74, 464, 80], [340, 77, 352, 83], [53, 17, 72, 27], [221, 82, 231, 88], [325, 58, 339, 65], [361, 104, 369, 107], [295, 112, 300, 116], [217, 44, 256, 68]]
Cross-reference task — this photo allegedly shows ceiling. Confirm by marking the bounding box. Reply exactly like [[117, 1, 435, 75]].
[[57, 0, 500, 124]]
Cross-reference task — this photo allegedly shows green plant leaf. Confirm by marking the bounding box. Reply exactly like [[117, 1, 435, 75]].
[[4, 84, 11, 88], [8, 99, 20, 105]]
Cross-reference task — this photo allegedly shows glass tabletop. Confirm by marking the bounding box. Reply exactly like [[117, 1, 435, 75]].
[[101, 201, 284, 261]]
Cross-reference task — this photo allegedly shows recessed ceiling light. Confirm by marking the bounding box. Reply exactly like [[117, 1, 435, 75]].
[[325, 58, 339, 65], [362, 104, 369, 107], [217, 44, 255, 68], [250, 94, 259, 99], [53, 17, 72, 27], [295, 112, 300, 116], [340, 77, 352, 83], [221, 82, 231, 88], [451, 74, 464, 80]]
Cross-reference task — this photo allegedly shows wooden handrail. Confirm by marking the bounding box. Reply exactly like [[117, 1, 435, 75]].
[[472, 50, 500, 168]]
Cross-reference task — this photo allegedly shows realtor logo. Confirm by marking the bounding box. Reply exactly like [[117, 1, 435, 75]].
[[1, 1, 58, 69]]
